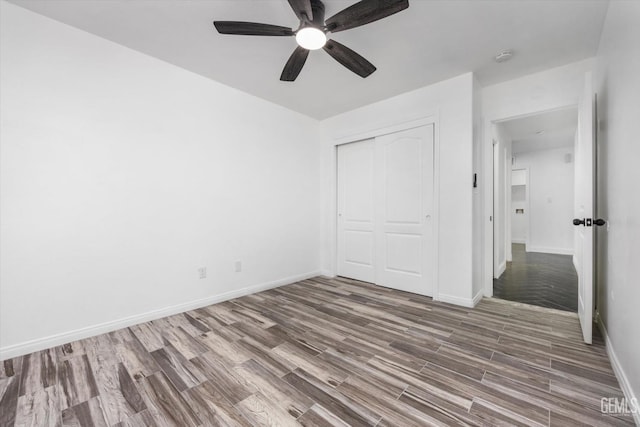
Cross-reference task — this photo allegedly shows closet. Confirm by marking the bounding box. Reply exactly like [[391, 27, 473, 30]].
[[336, 124, 435, 296]]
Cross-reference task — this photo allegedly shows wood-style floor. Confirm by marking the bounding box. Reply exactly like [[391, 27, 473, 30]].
[[0, 276, 633, 426], [494, 244, 579, 312]]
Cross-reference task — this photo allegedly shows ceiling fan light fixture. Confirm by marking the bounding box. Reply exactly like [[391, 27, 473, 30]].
[[213, 0, 410, 81], [296, 27, 327, 50]]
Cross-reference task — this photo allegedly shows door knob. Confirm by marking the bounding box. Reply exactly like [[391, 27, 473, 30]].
[[574, 218, 606, 227]]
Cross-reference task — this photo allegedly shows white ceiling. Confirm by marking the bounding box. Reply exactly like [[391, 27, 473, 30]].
[[500, 107, 578, 154], [7, 0, 609, 119]]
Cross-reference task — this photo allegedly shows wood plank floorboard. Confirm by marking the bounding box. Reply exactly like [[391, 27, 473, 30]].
[[1, 277, 633, 426]]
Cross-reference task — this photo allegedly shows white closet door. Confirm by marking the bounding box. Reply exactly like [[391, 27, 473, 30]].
[[336, 125, 435, 296], [375, 125, 434, 296], [337, 139, 376, 283]]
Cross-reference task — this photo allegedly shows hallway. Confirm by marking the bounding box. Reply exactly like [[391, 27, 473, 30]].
[[494, 244, 578, 312]]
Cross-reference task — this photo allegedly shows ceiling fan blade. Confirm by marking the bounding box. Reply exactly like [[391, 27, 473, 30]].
[[287, 0, 314, 21], [325, 0, 409, 33], [213, 21, 294, 36], [281, 47, 310, 81], [323, 39, 376, 78]]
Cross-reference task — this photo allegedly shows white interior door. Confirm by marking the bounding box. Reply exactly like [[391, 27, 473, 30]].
[[375, 125, 434, 296], [574, 73, 595, 344], [337, 139, 375, 283], [336, 125, 435, 297]]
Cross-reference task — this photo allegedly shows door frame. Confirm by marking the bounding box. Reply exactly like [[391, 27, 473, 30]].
[[483, 105, 578, 297], [328, 114, 441, 300], [509, 167, 530, 249], [492, 132, 511, 279]]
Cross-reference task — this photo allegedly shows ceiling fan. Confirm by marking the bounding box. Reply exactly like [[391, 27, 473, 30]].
[[213, 0, 409, 81]]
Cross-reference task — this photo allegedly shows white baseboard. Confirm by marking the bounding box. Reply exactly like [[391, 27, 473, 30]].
[[472, 290, 484, 307], [573, 255, 579, 272], [596, 311, 640, 426], [0, 271, 321, 360], [511, 238, 526, 244], [494, 260, 506, 279], [437, 292, 480, 308], [320, 269, 336, 278], [526, 246, 574, 256]]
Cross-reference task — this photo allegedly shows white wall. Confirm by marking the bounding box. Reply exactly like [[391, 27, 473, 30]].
[[320, 73, 476, 306], [481, 58, 593, 295], [593, 1, 640, 418], [0, 2, 321, 358], [513, 147, 574, 254], [511, 182, 527, 243]]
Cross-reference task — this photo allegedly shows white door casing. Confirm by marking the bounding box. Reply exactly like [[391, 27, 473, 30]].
[[574, 72, 595, 344], [336, 125, 435, 297]]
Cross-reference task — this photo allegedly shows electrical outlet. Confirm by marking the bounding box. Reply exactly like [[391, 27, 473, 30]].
[[198, 267, 207, 279], [234, 261, 242, 273]]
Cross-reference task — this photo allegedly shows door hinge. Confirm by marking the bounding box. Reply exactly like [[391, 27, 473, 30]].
[[586, 218, 593, 227]]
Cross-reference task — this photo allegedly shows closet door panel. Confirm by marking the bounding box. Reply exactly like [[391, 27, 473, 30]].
[[375, 125, 434, 296], [337, 139, 375, 283]]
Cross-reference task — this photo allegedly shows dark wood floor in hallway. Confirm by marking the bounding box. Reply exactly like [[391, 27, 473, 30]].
[[0, 276, 633, 426], [494, 244, 579, 312]]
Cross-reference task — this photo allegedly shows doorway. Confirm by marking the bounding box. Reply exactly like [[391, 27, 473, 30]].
[[491, 108, 579, 312]]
